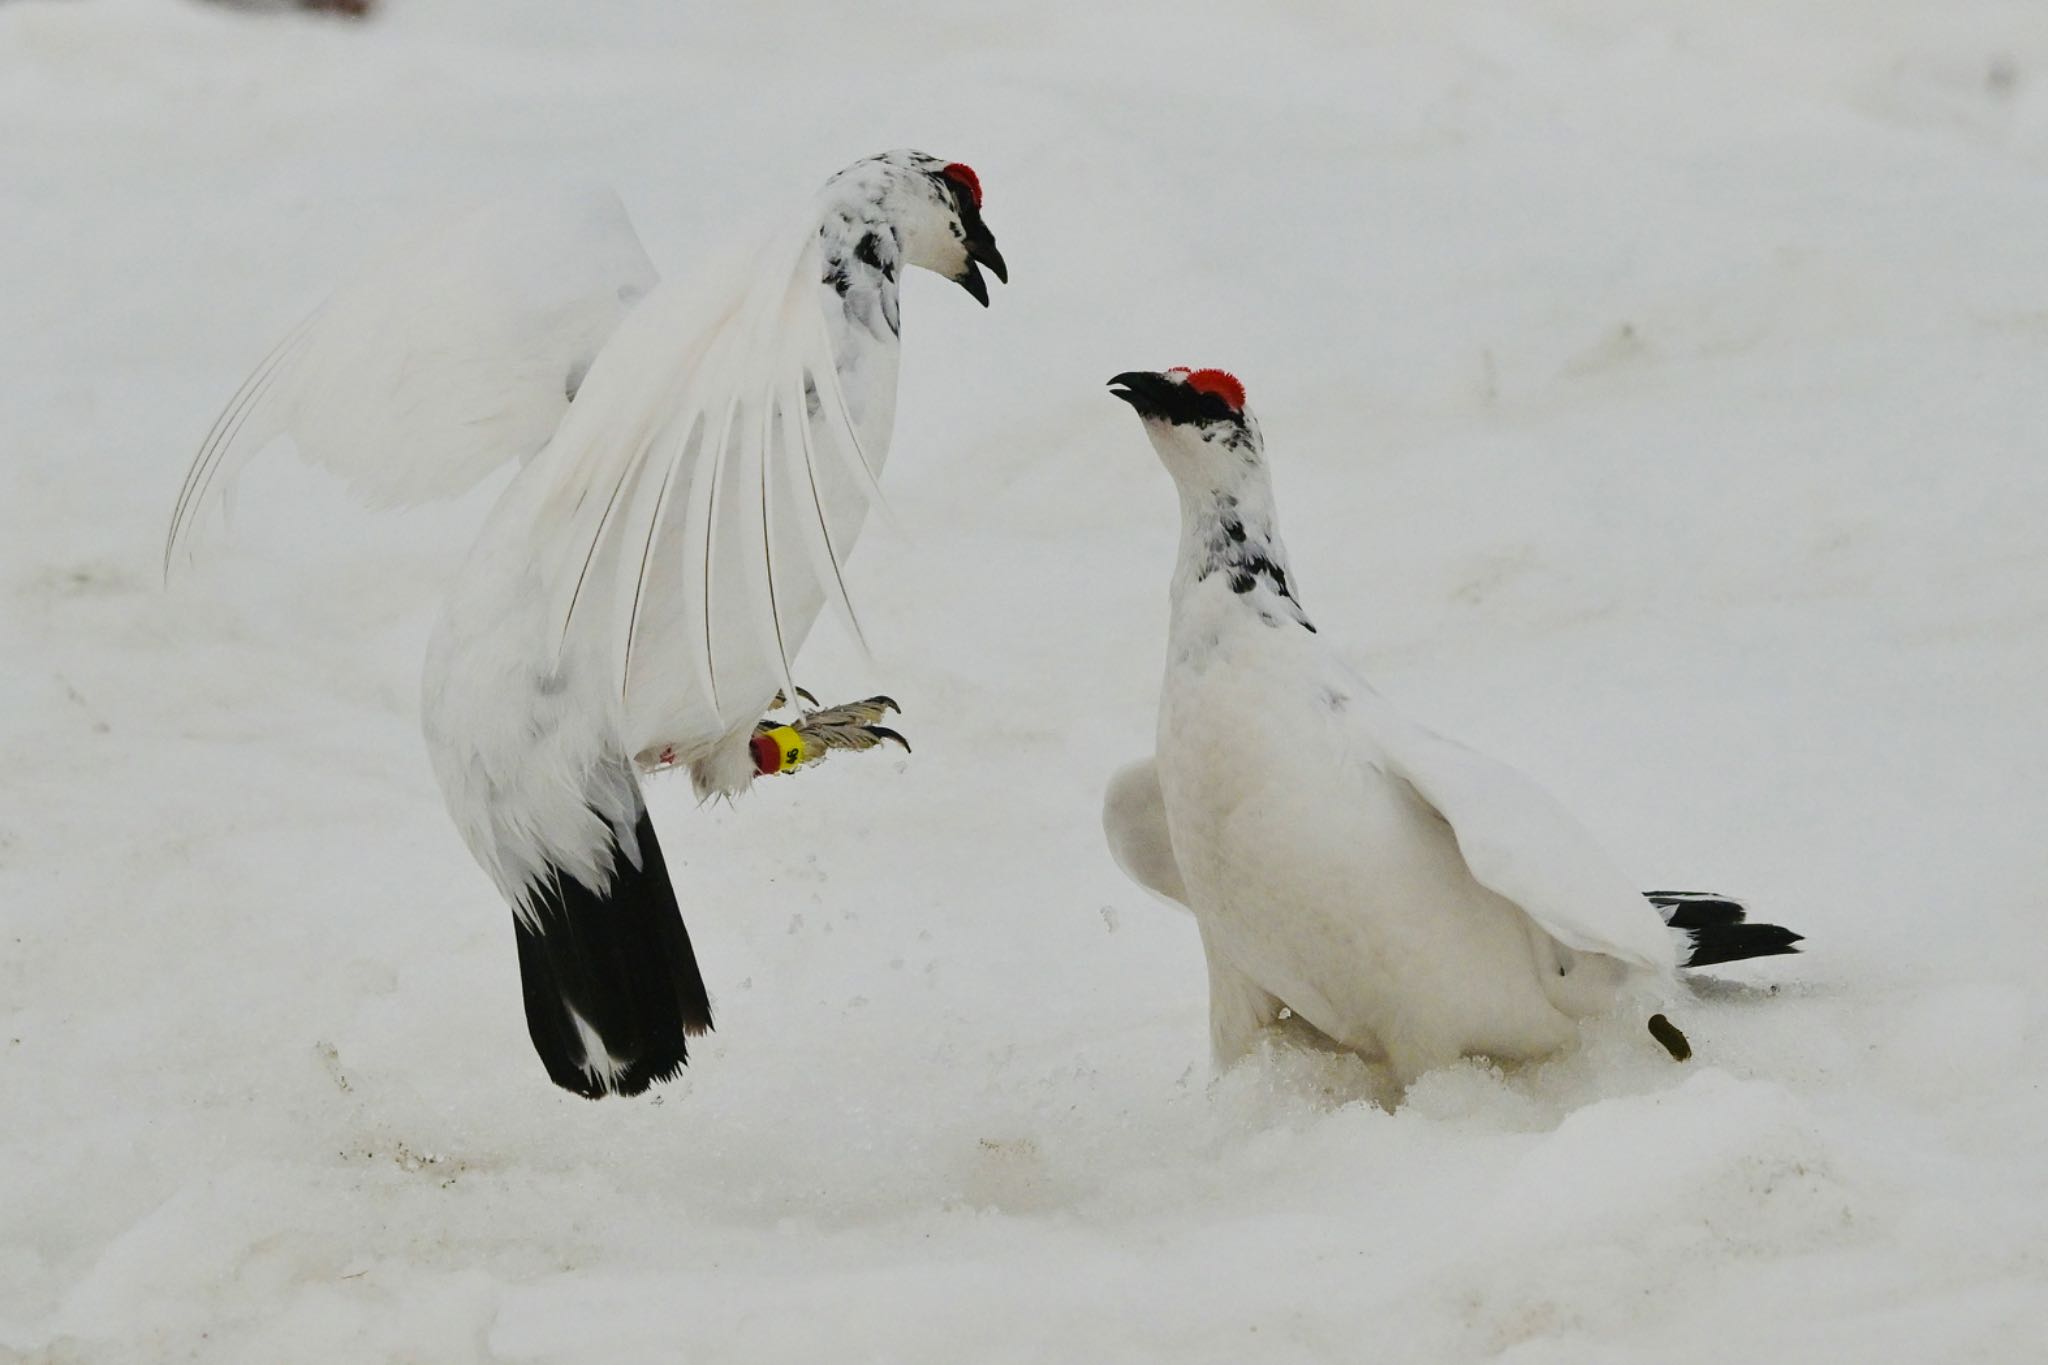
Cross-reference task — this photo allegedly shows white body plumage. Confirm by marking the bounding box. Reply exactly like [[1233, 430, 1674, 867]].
[[170, 151, 1006, 1096], [1103, 369, 1795, 1085], [419, 178, 908, 916], [1150, 573, 1643, 1080]]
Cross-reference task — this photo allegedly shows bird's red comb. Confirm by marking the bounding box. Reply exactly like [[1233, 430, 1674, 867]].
[[942, 162, 983, 209], [1168, 367, 1246, 411]]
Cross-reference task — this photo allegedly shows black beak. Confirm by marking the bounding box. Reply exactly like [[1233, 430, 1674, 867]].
[[954, 208, 1006, 307], [1110, 370, 1242, 426], [956, 258, 990, 307], [967, 226, 1007, 286], [1108, 370, 1174, 416]]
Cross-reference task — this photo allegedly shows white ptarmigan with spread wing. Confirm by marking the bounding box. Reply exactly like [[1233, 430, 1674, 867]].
[[168, 152, 1006, 1098], [1101, 368, 1798, 1086]]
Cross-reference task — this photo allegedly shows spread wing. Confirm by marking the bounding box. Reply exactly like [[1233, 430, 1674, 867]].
[[498, 208, 890, 757], [166, 185, 660, 572], [1368, 702, 1678, 973]]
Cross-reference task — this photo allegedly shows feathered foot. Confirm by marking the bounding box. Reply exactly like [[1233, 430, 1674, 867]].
[[633, 691, 906, 779], [751, 695, 909, 776]]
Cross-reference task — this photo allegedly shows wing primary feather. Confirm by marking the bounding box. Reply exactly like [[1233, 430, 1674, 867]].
[[165, 316, 317, 574], [686, 391, 745, 712], [797, 293, 893, 517], [618, 410, 705, 702], [756, 388, 802, 709], [178, 350, 288, 554], [788, 369, 869, 654], [555, 428, 651, 660], [168, 350, 299, 573], [169, 313, 314, 554], [178, 316, 320, 543], [697, 394, 742, 720]]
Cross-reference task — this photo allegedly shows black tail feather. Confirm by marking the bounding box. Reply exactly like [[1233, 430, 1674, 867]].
[[1647, 889, 1804, 969], [1646, 890, 1747, 929], [1681, 922, 1804, 968], [515, 809, 712, 1099]]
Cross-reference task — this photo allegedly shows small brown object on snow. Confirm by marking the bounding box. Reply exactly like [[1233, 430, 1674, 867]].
[[1647, 1013, 1692, 1062], [199, 0, 376, 18]]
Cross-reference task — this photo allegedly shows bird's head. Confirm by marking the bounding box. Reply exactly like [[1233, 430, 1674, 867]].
[[1108, 367, 1263, 488], [833, 149, 1008, 306]]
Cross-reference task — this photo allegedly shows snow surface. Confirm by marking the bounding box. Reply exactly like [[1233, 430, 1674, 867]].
[[6, 0, 2048, 1360]]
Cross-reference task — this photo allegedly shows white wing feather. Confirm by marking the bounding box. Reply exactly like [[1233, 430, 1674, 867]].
[[496, 208, 889, 758], [1369, 705, 1678, 973], [166, 186, 659, 571], [177, 180, 894, 774]]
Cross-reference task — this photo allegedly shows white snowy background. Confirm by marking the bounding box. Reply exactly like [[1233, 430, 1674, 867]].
[[5, 0, 2047, 1360]]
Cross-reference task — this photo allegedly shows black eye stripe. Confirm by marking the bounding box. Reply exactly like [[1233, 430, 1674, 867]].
[[933, 172, 991, 233], [1153, 386, 1242, 426]]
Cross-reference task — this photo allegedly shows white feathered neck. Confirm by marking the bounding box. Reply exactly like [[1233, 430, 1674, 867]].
[[1161, 428, 1316, 639]]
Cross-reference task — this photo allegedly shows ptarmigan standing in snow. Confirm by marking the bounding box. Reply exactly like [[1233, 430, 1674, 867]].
[[167, 151, 1006, 1097], [1101, 367, 1798, 1086]]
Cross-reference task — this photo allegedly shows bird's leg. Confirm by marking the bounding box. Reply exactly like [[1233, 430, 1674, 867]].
[[1199, 922, 1286, 1068], [633, 689, 894, 779], [751, 694, 909, 777]]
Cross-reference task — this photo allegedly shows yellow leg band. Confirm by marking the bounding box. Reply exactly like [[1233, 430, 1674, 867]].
[[753, 724, 810, 775]]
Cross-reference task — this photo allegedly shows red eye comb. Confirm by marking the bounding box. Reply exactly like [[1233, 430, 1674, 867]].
[[941, 162, 983, 209], [1176, 368, 1246, 411]]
